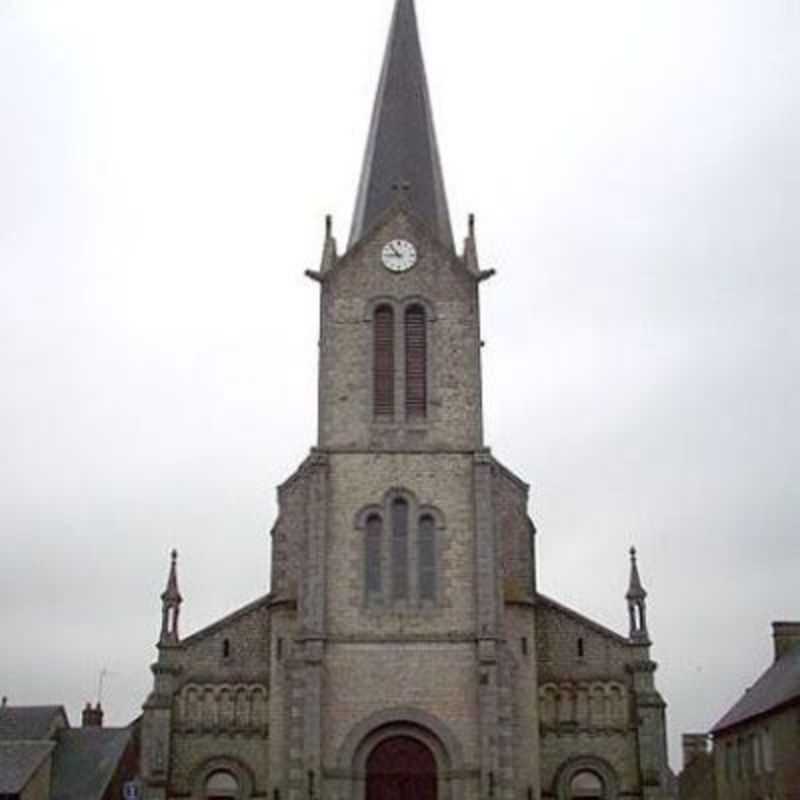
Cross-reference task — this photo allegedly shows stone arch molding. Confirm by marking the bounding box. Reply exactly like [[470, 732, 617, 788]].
[[176, 683, 268, 736], [363, 295, 438, 323], [354, 488, 448, 531], [190, 755, 255, 799], [539, 680, 628, 732], [553, 755, 620, 800], [338, 707, 466, 795]]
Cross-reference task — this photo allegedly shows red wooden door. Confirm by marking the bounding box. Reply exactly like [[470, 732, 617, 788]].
[[366, 736, 437, 800]]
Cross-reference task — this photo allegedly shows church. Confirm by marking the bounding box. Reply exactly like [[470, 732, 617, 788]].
[[140, 2, 675, 799]]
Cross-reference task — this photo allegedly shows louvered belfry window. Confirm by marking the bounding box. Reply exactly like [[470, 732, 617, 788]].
[[405, 305, 427, 418], [391, 498, 409, 601], [418, 514, 436, 602], [374, 305, 395, 418]]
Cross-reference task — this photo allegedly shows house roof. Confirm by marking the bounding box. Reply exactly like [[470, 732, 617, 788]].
[[51, 727, 133, 800], [712, 645, 800, 734], [0, 741, 55, 794], [0, 705, 67, 741]]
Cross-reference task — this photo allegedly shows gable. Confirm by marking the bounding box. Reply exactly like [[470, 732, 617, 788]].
[[174, 594, 272, 685], [328, 207, 473, 302], [0, 741, 54, 795], [535, 593, 632, 680]]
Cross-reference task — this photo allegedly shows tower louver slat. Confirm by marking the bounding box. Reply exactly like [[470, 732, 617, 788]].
[[405, 306, 426, 418], [374, 306, 395, 417]]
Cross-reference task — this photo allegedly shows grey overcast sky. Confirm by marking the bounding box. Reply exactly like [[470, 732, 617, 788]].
[[1, 0, 798, 770]]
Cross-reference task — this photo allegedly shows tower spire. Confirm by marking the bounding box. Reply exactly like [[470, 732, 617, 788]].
[[159, 549, 182, 646], [349, 0, 453, 251], [626, 547, 650, 643]]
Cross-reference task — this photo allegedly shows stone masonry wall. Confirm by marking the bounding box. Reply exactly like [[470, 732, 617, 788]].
[[493, 460, 534, 604], [318, 211, 483, 453], [322, 641, 480, 769], [176, 598, 271, 685], [535, 599, 642, 798], [271, 458, 313, 602], [325, 451, 476, 638], [165, 598, 272, 795], [504, 604, 542, 800]]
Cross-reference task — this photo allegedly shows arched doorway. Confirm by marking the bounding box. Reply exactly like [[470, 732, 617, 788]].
[[366, 736, 437, 800], [205, 770, 240, 799], [569, 770, 604, 799]]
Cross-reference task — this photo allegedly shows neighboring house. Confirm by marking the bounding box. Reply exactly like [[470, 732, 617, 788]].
[[708, 622, 800, 800], [0, 702, 139, 800], [138, 1, 676, 799]]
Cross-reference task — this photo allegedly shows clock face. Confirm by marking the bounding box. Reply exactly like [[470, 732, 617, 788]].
[[381, 239, 418, 273]]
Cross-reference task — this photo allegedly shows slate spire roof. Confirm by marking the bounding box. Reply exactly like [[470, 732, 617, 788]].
[[349, 0, 454, 251]]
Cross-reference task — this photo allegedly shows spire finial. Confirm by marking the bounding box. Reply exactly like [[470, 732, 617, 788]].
[[349, 0, 453, 250]]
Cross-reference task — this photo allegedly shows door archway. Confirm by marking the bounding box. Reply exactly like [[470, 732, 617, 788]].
[[570, 770, 604, 799], [366, 736, 437, 800]]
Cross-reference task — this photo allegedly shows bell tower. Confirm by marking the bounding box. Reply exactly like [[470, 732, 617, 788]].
[[310, 0, 493, 455], [283, 2, 539, 800]]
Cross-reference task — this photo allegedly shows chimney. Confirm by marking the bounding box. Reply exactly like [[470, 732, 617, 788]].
[[772, 621, 800, 662], [81, 702, 104, 728], [681, 734, 710, 769]]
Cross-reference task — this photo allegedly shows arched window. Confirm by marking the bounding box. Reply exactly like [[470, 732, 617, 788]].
[[418, 514, 436, 602], [391, 498, 409, 600], [404, 305, 427, 418], [206, 770, 239, 799], [359, 493, 444, 609], [365, 514, 383, 598], [570, 770, 604, 799], [374, 305, 395, 418]]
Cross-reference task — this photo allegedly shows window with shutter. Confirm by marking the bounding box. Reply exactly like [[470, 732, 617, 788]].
[[365, 514, 383, 598], [374, 305, 395, 417], [418, 514, 436, 602], [391, 498, 409, 600], [404, 305, 427, 418]]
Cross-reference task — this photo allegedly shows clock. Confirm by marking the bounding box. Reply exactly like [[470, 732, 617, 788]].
[[381, 239, 418, 273]]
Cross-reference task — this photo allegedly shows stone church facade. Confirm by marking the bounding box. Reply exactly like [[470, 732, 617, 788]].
[[140, 2, 675, 799]]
